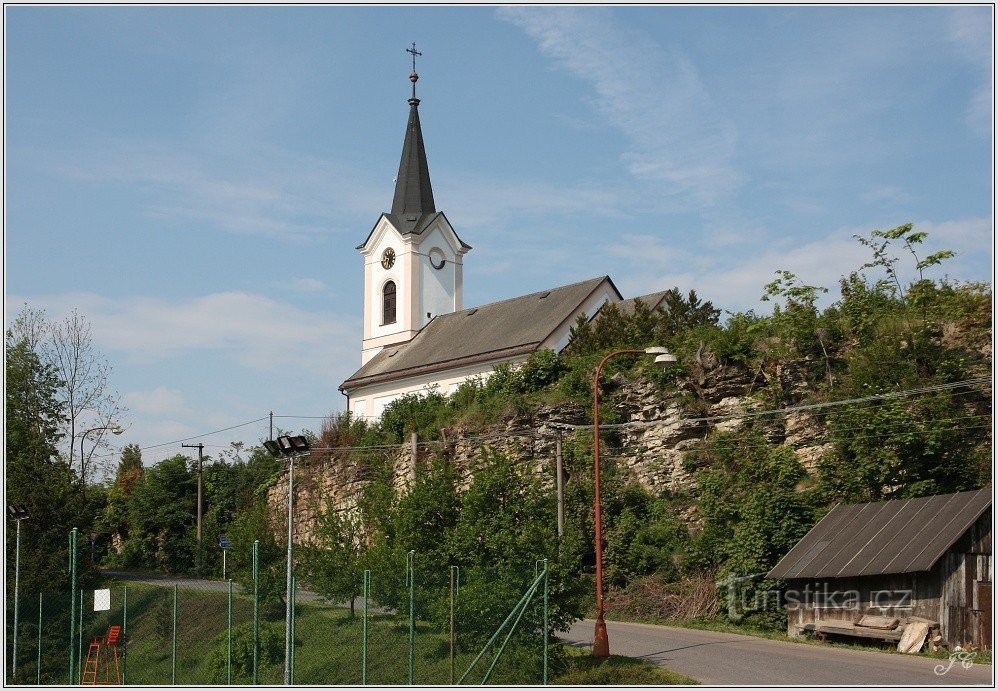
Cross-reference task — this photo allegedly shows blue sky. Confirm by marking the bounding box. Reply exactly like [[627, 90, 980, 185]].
[[5, 5, 993, 465]]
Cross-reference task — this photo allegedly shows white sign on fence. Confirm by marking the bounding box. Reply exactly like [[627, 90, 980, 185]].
[[94, 589, 111, 612]]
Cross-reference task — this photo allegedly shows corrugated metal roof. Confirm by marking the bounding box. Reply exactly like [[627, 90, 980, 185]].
[[341, 276, 619, 390], [768, 488, 992, 579]]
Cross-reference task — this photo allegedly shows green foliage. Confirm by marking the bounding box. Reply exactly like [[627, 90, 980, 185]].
[[5, 333, 89, 595], [604, 494, 689, 585], [205, 621, 284, 683], [685, 430, 817, 614], [299, 503, 365, 616], [379, 389, 449, 443], [227, 500, 286, 608]]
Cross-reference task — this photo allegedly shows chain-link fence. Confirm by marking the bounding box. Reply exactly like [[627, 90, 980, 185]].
[[7, 558, 550, 685]]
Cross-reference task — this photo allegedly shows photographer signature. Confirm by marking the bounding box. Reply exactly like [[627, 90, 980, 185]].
[[934, 650, 978, 676]]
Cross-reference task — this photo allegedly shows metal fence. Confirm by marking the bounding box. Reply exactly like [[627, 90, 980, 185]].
[[6, 556, 550, 685]]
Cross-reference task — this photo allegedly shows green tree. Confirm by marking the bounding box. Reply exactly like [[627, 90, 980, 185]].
[[5, 333, 89, 595], [299, 503, 365, 617]]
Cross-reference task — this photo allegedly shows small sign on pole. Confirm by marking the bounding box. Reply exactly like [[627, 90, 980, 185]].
[[219, 535, 230, 580], [94, 589, 111, 612]]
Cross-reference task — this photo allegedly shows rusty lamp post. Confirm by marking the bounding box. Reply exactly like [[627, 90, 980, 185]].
[[592, 347, 677, 658]]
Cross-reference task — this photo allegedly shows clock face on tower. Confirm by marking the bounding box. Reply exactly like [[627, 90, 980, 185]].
[[381, 248, 396, 270]]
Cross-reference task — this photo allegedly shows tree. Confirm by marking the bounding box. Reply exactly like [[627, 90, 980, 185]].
[[44, 309, 125, 491], [116, 444, 143, 493], [299, 503, 365, 617], [8, 304, 126, 493], [5, 332, 88, 595]]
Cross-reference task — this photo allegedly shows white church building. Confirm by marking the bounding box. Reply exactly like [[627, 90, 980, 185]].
[[340, 67, 663, 420]]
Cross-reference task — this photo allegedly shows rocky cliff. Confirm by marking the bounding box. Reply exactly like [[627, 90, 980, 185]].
[[267, 350, 846, 546]]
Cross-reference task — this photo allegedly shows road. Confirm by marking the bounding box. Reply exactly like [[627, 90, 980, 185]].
[[101, 571, 332, 603], [563, 619, 993, 685]]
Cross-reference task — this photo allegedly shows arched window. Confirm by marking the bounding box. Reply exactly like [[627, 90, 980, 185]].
[[383, 281, 397, 325]]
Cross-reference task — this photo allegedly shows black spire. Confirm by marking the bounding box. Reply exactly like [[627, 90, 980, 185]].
[[391, 45, 435, 216]]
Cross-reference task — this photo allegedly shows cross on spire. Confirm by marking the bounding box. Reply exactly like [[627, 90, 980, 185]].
[[406, 42, 422, 102], [407, 42, 422, 72]]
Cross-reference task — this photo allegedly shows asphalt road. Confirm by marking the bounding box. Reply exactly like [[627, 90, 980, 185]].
[[101, 571, 332, 603], [563, 619, 994, 685]]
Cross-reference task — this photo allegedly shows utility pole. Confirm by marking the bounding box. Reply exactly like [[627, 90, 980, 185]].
[[269, 411, 274, 441], [555, 435, 565, 541], [182, 443, 205, 578]]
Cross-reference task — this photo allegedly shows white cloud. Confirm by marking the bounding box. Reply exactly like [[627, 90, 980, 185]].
[[7, 290, 360, 384], [608, 217, 991, 311], [861, 186, 912, 205], [947, 7, 993, 139], [55, 138, 385, 242], [498, 7, 740, 207], [124, 387, 189, 417], [291, 277, 330, 294]]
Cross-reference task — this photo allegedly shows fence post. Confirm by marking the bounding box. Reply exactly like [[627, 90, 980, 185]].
[[171, 584, 178, 685], [227, 579, 233, 686], [78, 589, 84, 684], [253, 540, 259, 685], [449, 566, 455, 685], [68, 527, 77, 684], [362, 570, 370, 685], [407, 550, 415, 685], [122, 586, 128, 685], [36, 593, 42, 685], [290, 576, 296, 685], [542, 559, 549, 685]]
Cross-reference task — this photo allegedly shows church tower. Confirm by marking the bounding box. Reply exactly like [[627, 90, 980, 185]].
[[356, 50, 471, 365]]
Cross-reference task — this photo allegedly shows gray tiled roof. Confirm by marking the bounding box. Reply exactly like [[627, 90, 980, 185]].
[[341, 276, 618, 390], [767, 488, 992, 579], [613, 291, 669, 316]]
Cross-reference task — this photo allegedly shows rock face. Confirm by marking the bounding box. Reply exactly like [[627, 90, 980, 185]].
[[267, 352, 840, 544]]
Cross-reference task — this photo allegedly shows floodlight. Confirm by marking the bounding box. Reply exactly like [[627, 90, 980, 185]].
[[263, 440, 282, 456], [7, 505, 29, 520], [277, 435, 294, 453], [288, 435, 310, 452]]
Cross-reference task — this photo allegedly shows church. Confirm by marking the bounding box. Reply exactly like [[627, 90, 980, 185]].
[[339, 63, 665, 420]]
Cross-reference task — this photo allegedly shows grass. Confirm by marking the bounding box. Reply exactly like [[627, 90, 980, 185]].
[[552, 647, 697, 685], [605, 613, 993, 666], [24, 581, 557, 685]]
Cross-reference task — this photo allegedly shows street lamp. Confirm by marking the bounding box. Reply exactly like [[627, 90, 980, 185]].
[[79, 423, 124, 497], [264, 434, 311, 685], [592, 347, 677, 658], [8, 504, 30, 682]]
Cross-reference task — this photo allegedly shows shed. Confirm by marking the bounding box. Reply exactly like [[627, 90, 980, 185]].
[[768, 488, 992, 650]]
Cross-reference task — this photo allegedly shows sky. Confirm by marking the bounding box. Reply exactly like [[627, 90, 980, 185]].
[[4, 5, 994, 467]]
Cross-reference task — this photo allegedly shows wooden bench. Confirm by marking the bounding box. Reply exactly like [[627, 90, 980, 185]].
[[802, 622, 906, 642]]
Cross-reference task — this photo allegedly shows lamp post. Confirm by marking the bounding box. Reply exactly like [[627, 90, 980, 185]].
[[592, 347, 677, 658], [79, 423, 124, 499], [264, 434, 311, 686], [8, 504, 29, 682]]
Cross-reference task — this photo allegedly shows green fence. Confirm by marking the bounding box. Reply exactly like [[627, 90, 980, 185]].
[[7, 558, 550, 685]]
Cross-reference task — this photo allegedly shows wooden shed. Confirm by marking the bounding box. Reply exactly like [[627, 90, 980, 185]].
[[768, 488, 992, 651]]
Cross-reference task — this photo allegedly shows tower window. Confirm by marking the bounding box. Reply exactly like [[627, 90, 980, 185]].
[[383, 281, 397, 325]]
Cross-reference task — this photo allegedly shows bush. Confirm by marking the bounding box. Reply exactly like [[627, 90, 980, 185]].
[[205, 621, 284, 683]]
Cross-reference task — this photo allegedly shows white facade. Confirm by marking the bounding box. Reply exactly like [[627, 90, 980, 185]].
[[359, 214, 468, 364]]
